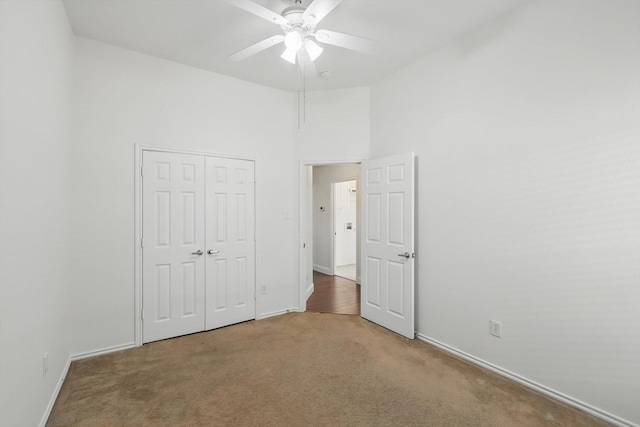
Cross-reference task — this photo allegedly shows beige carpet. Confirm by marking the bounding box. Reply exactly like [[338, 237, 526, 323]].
[[48, 313, 609, 426]]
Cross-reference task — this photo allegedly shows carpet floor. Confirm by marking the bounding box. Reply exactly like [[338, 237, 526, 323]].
[[48, 313, 610, 426]]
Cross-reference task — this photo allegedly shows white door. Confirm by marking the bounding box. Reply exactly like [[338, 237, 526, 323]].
[[333, 179, 357, 280], [360, 152, 415, 339], [205, 157, 256, 330], [142, 151, 206, 343]]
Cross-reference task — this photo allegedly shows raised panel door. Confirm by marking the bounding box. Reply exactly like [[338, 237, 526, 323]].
[[361, 152, 415, 339], [142, 151, 206, 343], [205, 157, 256, 330]]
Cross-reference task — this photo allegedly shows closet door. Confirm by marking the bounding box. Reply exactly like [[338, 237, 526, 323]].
[[205, 157, 256, 330], [142, 151, 206, 343]]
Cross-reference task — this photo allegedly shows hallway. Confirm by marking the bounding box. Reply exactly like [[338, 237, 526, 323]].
[[306, 271, 360, 315]]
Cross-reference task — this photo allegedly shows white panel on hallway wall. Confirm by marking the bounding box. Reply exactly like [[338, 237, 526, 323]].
[[334, 180, 357, 267]]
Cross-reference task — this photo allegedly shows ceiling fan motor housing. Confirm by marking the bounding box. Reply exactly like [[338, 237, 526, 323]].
[[281, 5, 316, 35]]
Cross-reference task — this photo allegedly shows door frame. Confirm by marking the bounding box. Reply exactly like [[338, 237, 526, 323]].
[[134, 144, 259, 346], [297, 160, 363, 312]]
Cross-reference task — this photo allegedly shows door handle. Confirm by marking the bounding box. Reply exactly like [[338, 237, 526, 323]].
[[192, 249, 203, 256], [397, 252, 411, 259], [207, 250, 220, 255]]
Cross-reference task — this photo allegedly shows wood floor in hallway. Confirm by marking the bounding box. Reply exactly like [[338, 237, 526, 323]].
[[306, 271, 360, 315]]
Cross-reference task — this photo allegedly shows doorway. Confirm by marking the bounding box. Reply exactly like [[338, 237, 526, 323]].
[[299, 152, 416, 338], [300, 162, 361, 315]]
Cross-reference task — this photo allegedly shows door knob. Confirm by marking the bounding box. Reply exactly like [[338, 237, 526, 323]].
[[397, 252, 411, 259], [192, 249, 203, 256], [207, 250, 220, 255]]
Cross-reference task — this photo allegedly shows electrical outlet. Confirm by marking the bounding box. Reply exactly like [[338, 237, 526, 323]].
[[490, 320, 502, 338], [261, 284, 268, 295], [43, 353, 48, 376]]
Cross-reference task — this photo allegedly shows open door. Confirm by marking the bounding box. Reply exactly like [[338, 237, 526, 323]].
[[360, 152, 415, 339]]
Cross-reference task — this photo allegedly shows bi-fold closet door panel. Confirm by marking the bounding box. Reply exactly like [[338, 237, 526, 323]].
[[142, 151, 255, 343]]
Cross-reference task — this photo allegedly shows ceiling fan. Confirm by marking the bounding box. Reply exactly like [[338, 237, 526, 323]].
[[226, 0, 375, 65]]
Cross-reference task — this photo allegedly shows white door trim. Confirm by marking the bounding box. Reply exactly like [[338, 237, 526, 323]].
[[297, 160, 363, 312], [134, 144, 259, 346]]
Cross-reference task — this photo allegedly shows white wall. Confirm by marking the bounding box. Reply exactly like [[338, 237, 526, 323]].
[[0, 1, 74, 426], [293, 88, 369, 305], [370, 0, 640, 424], [70, 38, 295, 354], [312, 166, 360, 274], [0, 6, 370, 420], [293, 87, 370, 161]]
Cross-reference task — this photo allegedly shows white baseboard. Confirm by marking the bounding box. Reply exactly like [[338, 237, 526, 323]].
[[416, 334, 637, 427], [39, 341, 137, 427], [313, 264, 332, 276], [38, 355, 72, 427], [70, 342, 137, 362], [306, 282, 314, 301], [257, 309, 292, 320]]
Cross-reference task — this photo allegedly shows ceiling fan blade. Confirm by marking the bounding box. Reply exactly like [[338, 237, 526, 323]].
[[226, 0, 288, 26], [314, 30, 376, 54], [303, 0, 343, 25], [229, 35, 284, 61]]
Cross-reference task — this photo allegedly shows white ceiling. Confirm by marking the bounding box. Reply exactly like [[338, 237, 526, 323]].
[[62, 0, 528, 92]]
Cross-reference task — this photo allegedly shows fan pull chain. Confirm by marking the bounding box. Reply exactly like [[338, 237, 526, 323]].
[[296, 53, 307, 131], [303, 54, 307, 125], [297, 54, 301, 131]]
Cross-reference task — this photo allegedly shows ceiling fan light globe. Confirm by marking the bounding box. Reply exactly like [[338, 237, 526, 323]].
[[281, 47, 297, 64], [284, 31, 302, 50], [305, 40, 323, 61]]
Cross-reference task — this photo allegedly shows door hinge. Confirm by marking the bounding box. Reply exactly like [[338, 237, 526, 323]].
[[303, 243, 306, 248], [141, 310, 144, 320], [141, 237, 144, 248], [140, 166, 143, 177]]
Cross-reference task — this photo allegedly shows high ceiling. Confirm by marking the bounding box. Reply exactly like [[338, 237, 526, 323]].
[[62, 0, 529, 92]]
